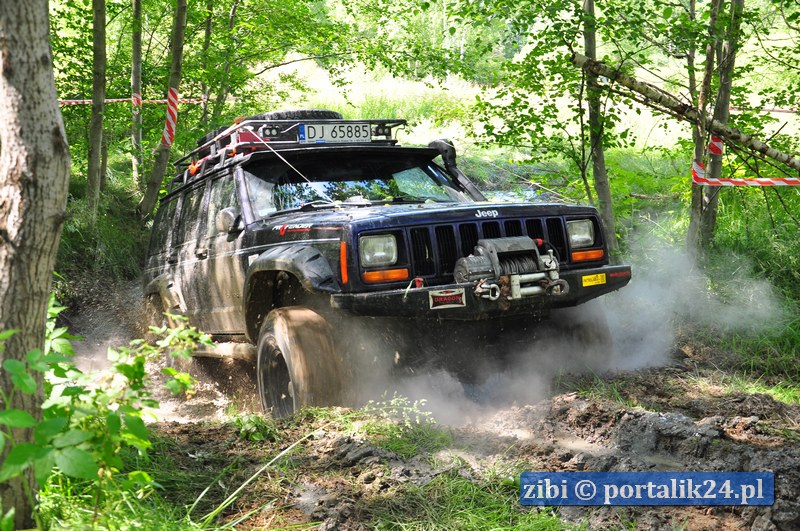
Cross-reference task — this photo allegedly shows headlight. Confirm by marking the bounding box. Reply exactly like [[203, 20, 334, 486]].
[[359, 234, 398, 267], [567, 220, 595, 249]]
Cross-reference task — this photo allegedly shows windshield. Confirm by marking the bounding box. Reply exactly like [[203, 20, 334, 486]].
[[243, 153, 473, 218]]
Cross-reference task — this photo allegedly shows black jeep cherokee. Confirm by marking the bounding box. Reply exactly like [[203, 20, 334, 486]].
[[143, 109, 631, 417]]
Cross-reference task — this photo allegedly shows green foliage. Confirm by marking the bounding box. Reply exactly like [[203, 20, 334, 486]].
[[0, 302, 207, 526], [56, 174, 150, 287], [312, 92, 471, 126], [362, 395, 452, 458], [228, 414, 279, 443], [44, 293, 81, 358]]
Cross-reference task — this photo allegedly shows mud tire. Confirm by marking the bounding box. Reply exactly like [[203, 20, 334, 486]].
[[256, 306, 348, 418]]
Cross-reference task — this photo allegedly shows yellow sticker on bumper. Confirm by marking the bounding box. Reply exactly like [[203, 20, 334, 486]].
[[582, 273, 607, 287]]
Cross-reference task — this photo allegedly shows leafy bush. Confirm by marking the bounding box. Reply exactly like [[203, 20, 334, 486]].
[[0, 303, 207, 528]]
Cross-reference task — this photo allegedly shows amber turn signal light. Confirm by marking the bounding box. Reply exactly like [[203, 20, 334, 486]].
[[571, 249, 605, 262], [361, 268, 410, 283]]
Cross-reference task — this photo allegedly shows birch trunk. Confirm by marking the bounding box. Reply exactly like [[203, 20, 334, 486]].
[[583, 0, 617, 251], [131, 0, 143, 189], [87, 0, 106, 226], [570, 53, 800, 172], [138, 0, 188, 219], [687, 0, 721, 252], [700, 0, 745, 246]]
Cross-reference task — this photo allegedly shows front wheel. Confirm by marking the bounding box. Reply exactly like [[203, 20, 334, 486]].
[[256, 307, 348, 417]]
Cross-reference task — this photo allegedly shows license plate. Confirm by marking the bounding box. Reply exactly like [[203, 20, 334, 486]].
[[582, 273, 607, 287], [298, 123, 371, 143]]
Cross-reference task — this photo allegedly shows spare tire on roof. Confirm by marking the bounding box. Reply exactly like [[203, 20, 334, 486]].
[[248, 109, 343, 121]]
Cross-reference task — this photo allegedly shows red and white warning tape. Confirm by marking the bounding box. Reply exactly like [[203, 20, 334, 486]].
[[692, 135, 800, 186], [707, 135, 724, 156], [692, 159, 800, 186], [59, 90, 198, 147], [58, 94, 206, 106], [160, 87, 179, 147]]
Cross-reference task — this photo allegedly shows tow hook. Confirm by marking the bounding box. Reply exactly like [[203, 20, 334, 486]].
[[476, 280, 501, 301], [545, 279, 569, 296]]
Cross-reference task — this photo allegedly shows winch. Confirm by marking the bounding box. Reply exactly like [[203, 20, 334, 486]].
[[453, 236, 569, 301]]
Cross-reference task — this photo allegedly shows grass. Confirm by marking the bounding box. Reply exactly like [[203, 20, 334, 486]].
[[570, 374, 640, 409], [682, 369, 800, 406], [365, 471, 564, 530], [55, 148, 150, 306], [361, 395, 453, 458], [38, 471, 196, 530]]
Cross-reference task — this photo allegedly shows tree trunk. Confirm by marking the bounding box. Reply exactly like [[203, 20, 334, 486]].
[[200, 0, 214, 126], [87, 0, 106, 227], [700, 0, 745, 246], [0, 2, 71, 528], [131, 0, 143, 189], [583, 0, 617, 251], [138, 0, 188, 219], [100, 135, 109, 191], [210, 1, 240, 123], [687, 0, 721, 253]]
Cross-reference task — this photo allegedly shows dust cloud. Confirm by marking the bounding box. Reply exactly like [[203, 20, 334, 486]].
[[349, 235, 785, 426]]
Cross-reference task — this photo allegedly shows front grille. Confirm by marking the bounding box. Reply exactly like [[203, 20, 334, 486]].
[[409, 228, 435, 276], [408, 216, 572, 283]]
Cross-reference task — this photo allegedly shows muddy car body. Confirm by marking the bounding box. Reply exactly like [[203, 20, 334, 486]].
[[143, 110, 631, 416]]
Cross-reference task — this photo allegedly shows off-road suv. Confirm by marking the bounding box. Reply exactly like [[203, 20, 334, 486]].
[[144, 109, 631, 417]]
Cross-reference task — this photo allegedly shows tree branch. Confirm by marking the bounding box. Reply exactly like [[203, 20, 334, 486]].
[[571, 52, 800, 172]]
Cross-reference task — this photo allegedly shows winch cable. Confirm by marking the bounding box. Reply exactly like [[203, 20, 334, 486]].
[[251, 134, 336, 204]]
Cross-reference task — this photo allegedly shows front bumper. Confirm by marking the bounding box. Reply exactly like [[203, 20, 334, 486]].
[[330, 264, 631, 319]]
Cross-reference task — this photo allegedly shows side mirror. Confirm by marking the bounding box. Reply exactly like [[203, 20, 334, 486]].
[[216, 207, 243, 234]]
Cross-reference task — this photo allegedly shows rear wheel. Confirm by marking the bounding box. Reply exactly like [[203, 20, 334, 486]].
[[256, 307, 348, 417]]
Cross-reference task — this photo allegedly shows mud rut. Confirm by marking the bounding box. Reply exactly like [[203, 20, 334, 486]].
[[66, 280, 799, 530]]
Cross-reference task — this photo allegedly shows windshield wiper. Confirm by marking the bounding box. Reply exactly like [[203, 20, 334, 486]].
[[389, 197, 426, 204], [268, 201, 339, 217]]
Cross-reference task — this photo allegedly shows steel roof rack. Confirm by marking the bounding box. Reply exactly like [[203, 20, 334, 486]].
[[174, 117, 407, 178]]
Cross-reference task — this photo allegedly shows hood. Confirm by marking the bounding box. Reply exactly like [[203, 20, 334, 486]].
[[253, 201, 597, 229]]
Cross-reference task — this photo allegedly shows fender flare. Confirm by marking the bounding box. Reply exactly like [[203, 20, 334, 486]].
[[143, 273, 182, 312], [243, 245, 339, 341]]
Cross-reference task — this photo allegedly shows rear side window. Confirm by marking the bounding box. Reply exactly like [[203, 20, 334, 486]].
[[176, 182, 207, 245], [148, 200, 176, 255], [206, 176, 238, 237]]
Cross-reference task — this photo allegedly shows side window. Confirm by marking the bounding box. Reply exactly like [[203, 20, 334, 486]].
[[148, 199, 176, 255], [207, 176, 237, 237], [176, 183, 206, 246], [246, 174, 276, 217]]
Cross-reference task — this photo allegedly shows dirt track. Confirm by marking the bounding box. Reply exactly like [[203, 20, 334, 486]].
[[65, 279, 800, 529]]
